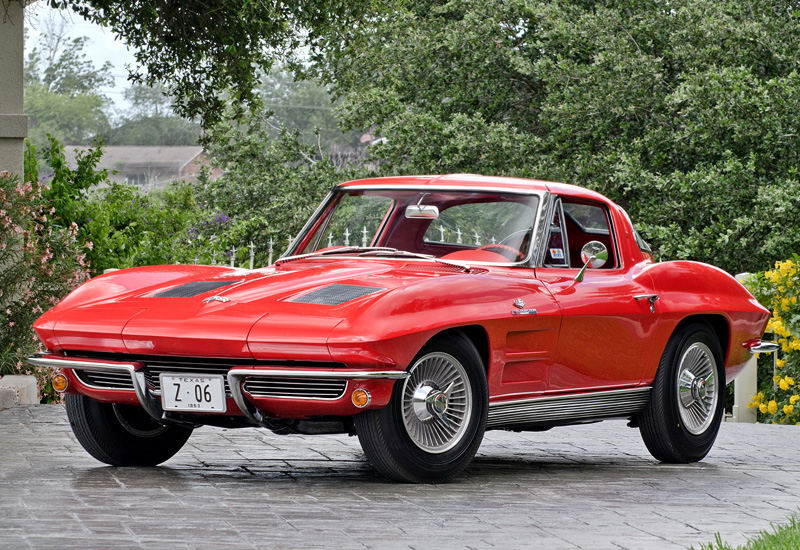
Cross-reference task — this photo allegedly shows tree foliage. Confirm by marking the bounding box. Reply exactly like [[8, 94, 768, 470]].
[[24, 23, 113, 146], [0, 170, 89, 398], [197, 115, 368, 267], [317, 0, 800, 274], [105, 84, 202, 146], [258, 70, 360, 152], [50, 0, 374, 129]]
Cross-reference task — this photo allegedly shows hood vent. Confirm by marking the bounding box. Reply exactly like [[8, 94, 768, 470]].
[[151, 280, 240, 298], [291, 284, 384, 305]]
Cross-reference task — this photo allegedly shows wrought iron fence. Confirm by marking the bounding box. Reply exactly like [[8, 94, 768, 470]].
[[193, 224, 501, 269]]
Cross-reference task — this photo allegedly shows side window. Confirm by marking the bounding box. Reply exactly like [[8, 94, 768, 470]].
[[561, 200, 618, 269], [544, 200, 569, 267]]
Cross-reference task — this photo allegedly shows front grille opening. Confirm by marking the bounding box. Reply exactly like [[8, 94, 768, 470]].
[[75, 369, 134, 390], [244, 377, 348, 400]]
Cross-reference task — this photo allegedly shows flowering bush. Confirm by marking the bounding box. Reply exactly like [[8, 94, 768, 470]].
[[747, 257, 800, 424], [0, 171, 90, 401]]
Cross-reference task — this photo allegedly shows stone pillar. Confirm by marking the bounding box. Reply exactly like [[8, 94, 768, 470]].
[[0, 1, 28, 177]]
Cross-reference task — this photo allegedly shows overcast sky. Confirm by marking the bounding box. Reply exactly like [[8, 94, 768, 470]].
[[25, 2, 136, 109]]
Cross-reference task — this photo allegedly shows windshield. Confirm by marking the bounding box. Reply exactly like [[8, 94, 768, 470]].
[[292, 188, 541, 265]]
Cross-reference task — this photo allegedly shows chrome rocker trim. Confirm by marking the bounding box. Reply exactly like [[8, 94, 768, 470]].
[[487, 387, 651, 429], [26, 354, 409, 427]]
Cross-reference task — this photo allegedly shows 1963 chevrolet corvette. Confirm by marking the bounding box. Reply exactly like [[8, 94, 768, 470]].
[[28, 174, 774, 482]]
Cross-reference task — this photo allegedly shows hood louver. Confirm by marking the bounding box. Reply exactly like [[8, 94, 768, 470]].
[[151, 280, 240, 298], [291, 284, 384, 305]]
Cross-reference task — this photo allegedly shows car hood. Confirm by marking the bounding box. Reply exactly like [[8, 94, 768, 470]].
[[38, 259, 497, 360]]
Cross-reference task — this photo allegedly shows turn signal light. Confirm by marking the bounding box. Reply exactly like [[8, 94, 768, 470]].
[[351, 388, 371, 408], [52, 372, 69, 393]]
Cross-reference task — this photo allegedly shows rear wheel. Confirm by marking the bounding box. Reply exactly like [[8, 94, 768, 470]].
[[355, 333, 488, 483], [66, 394, 193, 466], [639, 323, 724, 463]]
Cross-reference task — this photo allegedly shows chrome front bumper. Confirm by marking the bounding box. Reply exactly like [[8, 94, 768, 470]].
[[744, 339, 781, 354], [26, 354, 408, 426]]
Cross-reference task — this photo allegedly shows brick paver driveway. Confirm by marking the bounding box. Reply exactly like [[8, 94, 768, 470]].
[[1, 405, 798, 549]]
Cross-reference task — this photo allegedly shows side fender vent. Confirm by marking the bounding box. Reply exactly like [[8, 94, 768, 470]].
[[291, 284, 384, 305], [152, 280, 240, 298]]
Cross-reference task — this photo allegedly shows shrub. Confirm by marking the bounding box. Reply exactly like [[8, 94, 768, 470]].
[[0, 171, 89, 402], [747, 257, 800, 424]]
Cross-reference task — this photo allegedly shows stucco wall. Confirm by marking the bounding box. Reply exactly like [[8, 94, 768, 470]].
[[0, 1, 28, 177]]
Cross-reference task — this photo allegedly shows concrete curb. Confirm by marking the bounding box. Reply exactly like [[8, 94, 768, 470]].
[[0, 375, 38, 408]]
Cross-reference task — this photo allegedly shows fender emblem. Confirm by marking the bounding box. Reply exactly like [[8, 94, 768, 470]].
[[203, 296, 230, 303], [511, 298, 537, 316]]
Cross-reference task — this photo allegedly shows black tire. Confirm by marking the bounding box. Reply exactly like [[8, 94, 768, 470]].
[[355, 333, 488, 483], [639, 322, 725, 463], [65, 394, 193, 466]]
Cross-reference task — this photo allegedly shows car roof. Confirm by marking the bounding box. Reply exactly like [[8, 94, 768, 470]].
[[336, 174, 611, 203]]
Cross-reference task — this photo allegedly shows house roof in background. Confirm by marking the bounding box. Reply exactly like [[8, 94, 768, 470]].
[[64, 146, 205, 172]]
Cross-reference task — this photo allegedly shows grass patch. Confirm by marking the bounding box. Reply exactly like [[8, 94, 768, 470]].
[[694, 516, 800, 550]]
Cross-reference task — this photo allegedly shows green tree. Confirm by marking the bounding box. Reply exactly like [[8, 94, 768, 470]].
[[24, 20, 113, 146], [258, 70, 360, 152], [50, 0, 378, 129], [197, 114, 369, 267], [106, 84, 202, 146], [315, 0, 800, 274]]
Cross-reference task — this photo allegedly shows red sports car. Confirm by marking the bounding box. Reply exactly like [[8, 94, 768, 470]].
[[28, 174, 773, 483]]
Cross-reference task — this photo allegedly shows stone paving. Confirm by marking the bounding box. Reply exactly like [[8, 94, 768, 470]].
[[1, 405, 798, 550]]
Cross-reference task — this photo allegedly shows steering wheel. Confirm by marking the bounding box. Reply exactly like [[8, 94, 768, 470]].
[[476, 243, 524, 262]]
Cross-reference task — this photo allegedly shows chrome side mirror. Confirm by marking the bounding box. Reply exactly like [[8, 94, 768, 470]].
[[405, 204, 440, 219], [574, 241, 608, 282]]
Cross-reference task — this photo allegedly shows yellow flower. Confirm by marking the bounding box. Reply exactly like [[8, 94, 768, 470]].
[[790, 395, 799, 405], [780, 379, 790, 391], [774, 375, 783, 383], [787, 377, 795, 386], [768, 400, 778, 414], [777, 359, 787, 368], [784, 405, 794, 415], [759, 403, 768, 414], [749, 392, 763, 408]]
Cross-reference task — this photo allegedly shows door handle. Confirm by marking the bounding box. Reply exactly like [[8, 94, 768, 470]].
[[634, 294, 660, 313]]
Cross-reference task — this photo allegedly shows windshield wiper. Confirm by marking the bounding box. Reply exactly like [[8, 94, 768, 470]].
[[276, 246, 472, 272], [358, 249, 472, 272], [275, 247, 398, 265]]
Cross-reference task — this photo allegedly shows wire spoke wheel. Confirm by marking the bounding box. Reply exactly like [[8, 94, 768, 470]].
[[638, 323, 724, 463], [354, 333, 487, 482], [402, 352, 472, 453], [676, 342, 718, 435]]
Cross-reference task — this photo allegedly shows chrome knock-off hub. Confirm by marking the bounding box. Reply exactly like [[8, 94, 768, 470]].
[[411, 384, 451, 421]]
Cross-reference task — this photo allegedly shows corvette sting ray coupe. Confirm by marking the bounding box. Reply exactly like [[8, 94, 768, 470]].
[[28, 174, 774, 483]]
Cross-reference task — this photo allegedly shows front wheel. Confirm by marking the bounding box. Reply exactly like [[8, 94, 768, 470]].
[[639, 322, 725, 463], [66, 394, 193, 466], [355, 333, 488, 483]]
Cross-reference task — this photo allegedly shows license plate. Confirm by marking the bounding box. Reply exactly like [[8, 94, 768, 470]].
[[160, 374, 226, 413]]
